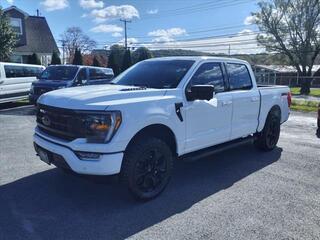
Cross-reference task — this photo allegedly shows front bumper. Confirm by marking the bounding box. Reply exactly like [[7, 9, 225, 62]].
[[29, 93, 39, 105], [33, 134, 124, 175]]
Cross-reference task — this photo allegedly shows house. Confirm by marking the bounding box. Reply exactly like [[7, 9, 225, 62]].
[[3, 6, 59, 66]]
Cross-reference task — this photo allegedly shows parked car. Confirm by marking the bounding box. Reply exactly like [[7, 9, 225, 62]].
[[0, 62, 45, 103], [29, 65, 114, 104], [33, 57, 291, 200]]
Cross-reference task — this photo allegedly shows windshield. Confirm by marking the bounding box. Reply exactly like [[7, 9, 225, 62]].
[[40, 66, 79, 81], [111, 60, 195, 89]]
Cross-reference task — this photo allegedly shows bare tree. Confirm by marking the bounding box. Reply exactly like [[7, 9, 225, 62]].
[[60, 27, 96, 63], [253, 0, 320, 94]]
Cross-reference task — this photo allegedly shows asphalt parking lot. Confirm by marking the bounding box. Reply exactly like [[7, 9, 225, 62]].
[[0, 104, 319, 240]]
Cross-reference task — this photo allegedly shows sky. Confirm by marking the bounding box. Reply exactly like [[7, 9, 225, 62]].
[[0, 0, 264, 54]]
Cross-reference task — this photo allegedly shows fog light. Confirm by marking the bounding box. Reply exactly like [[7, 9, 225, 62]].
[[76, 151, 101, 160]]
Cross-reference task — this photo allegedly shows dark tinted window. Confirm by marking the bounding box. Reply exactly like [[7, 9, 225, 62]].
[[89, 68, 113, 81], [190, 63, 225, 92], [77, 68, 87, 81], [4, 65, 43, 78], [40, 66, 78, 81], [227, 63, 252, 90], [111, 60, 195, 89]]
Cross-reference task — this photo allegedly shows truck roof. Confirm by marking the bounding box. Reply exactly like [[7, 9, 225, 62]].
[[145, 56, 250, 65]]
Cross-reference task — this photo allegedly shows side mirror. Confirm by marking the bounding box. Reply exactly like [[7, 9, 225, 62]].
[[186, 85, 215, 101]]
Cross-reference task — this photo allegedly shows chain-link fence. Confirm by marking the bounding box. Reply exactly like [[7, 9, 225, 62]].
[[255, 73, 320, 87]]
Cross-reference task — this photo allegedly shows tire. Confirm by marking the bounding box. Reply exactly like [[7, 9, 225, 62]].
[[254, 111, 281, 151], [121, 136, 174, 200]]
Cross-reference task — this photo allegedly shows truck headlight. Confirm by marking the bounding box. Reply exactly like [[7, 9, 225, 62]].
[[30, 85, 34, 94], [84, 111, 122, 143]]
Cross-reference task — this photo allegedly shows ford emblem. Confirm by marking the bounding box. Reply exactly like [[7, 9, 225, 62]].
[[42, 115, 51, 126]]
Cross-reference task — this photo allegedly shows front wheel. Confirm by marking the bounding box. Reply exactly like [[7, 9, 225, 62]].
[[121, 137, 173, 200], [254, 111, 281, 151]]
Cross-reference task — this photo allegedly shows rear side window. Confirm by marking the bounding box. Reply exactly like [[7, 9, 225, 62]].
[[226, 63, 252, 90], [4, 65, 43, 78], [190, 62, 225, 92], [89, 68, 113, 81]]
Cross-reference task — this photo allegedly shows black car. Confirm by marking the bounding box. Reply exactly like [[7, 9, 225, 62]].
[[29, 65, 114, 104]]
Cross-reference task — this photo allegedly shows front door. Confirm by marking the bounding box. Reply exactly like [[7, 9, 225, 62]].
[[184, 62, 233, 153]]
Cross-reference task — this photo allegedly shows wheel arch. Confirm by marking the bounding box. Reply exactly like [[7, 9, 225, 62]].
[[258, 104, 282, 132], [125, 124, 178, 156]]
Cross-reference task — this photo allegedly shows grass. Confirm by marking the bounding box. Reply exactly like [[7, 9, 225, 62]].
[[291, 99, 319, 112], [290, 87, 320, 97]]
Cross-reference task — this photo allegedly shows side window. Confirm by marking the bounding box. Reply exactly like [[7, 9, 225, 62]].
[[226, 63, 252, 90], [89, 68, 112, 81], [4, 66, 43, 78], [189, 63, 225, 92], [77, 68, 87, 82]]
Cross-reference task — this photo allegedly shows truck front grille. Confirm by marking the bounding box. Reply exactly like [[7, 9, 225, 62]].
[[36, 104, 86, 141]]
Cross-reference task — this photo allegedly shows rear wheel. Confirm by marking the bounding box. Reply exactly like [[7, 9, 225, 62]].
[[121, 137, 173, 200], [255, 111, 281, 151]]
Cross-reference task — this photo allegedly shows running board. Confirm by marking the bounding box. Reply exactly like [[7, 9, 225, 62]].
[[181, 136, 255, 162]]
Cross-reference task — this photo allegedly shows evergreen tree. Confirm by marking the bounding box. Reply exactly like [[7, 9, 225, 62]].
[[122, 49, 132, 72], [72, 48, 83, 65], [135, 47, 153, 63], [27, 53, 41, 65], [51, 51, 61, 65], [92, 56, 100, 67], [108, 51, 120, 76], [0, 7, 16, 61]]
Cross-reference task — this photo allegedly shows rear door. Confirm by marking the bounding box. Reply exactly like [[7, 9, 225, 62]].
[[184, 62, 233, 153], [226, 63, 260, 139]]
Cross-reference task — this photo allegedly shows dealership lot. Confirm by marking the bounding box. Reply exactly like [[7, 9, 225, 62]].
[[0, 105, 319, 240]]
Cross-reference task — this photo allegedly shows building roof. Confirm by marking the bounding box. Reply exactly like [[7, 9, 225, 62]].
[[4, 6, 59, 54], [255, 64, 320, 73], [14, 16, 59, 54], [3, 6, 29, 17]]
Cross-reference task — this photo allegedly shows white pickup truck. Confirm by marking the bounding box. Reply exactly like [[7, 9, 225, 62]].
[[33, 57, 291, 200]]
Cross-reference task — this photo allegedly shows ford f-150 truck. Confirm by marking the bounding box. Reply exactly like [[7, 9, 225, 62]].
[[33, 57, 291, 200]]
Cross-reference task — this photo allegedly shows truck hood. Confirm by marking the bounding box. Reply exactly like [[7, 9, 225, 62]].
[[38, 84, 168, 110]]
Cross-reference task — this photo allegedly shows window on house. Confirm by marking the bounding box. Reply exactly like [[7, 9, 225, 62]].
[[9, 18, 23, 34]]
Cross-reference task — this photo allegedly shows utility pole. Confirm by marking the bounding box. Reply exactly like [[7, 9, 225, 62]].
[[120, 19, 131, 49]]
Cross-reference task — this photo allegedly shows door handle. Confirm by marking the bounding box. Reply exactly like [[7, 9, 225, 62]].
[[222, 100, 232, 106], [251, 97, 259, 102], [0, 80, 4, 84]]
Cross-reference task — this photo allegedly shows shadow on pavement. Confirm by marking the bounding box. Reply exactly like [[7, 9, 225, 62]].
[[0, 102, 35, 116], [0, 145, 282, 240]]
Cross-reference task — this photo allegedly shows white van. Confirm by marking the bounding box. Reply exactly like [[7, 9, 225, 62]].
[[0, 62, 45, 103]]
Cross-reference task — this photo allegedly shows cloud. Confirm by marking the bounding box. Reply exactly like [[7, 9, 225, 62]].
[[112, 32, 122, 37], [40, 0, 69, 11], [6, 0, 14, 4], [244, 15, 256, 25], [142, 29, 263, 54], [91, 5, 139, 22], [79, 0, 104, 9], [148, 27, 187, 42], [146, 9, 158, 15], [118, 37, 138, 47], [90, 24, 123, 33]]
